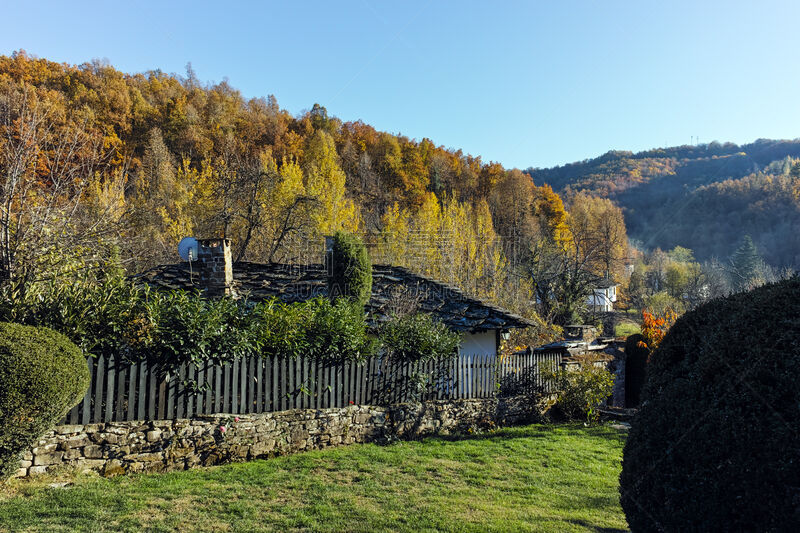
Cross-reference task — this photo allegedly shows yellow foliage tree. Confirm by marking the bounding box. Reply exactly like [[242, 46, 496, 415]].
[[303, 130, 359, 237]]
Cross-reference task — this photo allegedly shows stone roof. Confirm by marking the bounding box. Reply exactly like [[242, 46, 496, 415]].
[[135, 262, 534, 333], [594, 278, 619, 289]]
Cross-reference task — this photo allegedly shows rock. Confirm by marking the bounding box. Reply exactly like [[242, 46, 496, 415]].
[[97, 433, 119, 445], [129, 452, 163, 462], [146, 430, 162, 442], [33, 452, 64, 466], [31, 443, 58, 454], [28, 466, 48, 475], [62, 435, 91, 449], [56, 425, 85, 435], [83, 445, 104, 459], [102, 460, 126, 478], [63, 448, 83, 460], [75, 459, 106, 472]]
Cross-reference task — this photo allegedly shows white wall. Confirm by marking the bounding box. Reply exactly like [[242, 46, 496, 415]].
[[459, 330, 497, 357]]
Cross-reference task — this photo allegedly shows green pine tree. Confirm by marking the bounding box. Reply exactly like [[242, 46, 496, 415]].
[[730, 235, 764, 292]]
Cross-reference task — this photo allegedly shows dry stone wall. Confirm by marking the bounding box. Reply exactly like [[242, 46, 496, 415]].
[[16, 396, 537, 478]]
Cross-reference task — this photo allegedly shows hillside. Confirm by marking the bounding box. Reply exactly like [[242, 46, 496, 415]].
[[0, 52, 630, 329], [528, 139, 800, 267]]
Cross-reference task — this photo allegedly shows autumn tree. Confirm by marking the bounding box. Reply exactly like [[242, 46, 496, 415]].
[[0, 80, 109, 292], [303, 130, 359, 239]]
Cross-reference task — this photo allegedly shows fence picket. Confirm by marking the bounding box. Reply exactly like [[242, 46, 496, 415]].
[[255, 357, 263, 413], [82, 357, 94, 424], [186, 364, 195, 418], [263, 356, 272, 412], [272, 356, 279, 412], [236, 357, 247, 414], [176, 364, 185, 419], [126, 362, 137, 421], [246, 357, 254, 413], [147, 364, 157, 420]]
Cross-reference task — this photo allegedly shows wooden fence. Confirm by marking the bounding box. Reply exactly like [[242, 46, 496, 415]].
[[61, 351, 562, 424]]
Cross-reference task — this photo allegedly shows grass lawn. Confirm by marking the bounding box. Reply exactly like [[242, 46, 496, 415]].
[[0, 424, 628, 533], [614, 321, 641, 338]]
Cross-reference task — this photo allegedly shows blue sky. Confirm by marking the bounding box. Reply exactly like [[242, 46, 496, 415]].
[[3, 1, 799, 169]]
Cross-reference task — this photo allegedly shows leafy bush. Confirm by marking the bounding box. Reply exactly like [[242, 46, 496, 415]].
[[0, 323, 90, 480], [373, 313, 460, 403], [379, 312, 461, 363], [0, 247, 143, 357], [138, 289, 258, 373], [303, 298, 376, 364], [0, 251, 376, 371], [542, 357, 614, 422], [620, 277, 800, 532], [643, 290, 684, 316], [327, 231, 372, 306]]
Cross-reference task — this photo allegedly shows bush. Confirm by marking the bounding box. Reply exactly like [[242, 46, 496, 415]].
[[379, 312, 461, 363], [374, 312, 460, 403], [623, 334, 648, 407], [327, 231, 372, 306], [139, 289, 257, 373], [542, 357, 614, 422], [0, 323, 90, 480], [0, 252, 376, 371], [620, 277, 800, 531], [303, 298, 376, 364]]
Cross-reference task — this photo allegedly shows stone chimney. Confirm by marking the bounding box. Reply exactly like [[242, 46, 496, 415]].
[[197, 238, 234, 297]]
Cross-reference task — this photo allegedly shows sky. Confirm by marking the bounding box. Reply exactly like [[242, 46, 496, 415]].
[[2, 0, 800, 169]]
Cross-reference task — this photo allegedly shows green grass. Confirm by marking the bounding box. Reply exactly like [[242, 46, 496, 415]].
[[0, 424, 628, 533], [614, 321, 641, 338]]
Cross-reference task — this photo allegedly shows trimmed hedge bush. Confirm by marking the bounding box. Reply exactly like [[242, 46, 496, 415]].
[[620, 278, 800, 531], [0, 323, 90, 480]]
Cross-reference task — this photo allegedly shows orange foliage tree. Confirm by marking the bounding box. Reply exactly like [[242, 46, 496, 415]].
[[639, 309, 678, 352]]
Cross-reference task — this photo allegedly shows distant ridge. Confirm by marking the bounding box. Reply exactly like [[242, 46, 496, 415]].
[[527, 139, 800, 267]]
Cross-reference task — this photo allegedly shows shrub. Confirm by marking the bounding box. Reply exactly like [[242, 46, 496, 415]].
[[542, 357, 614, 422], [379, 312, 460, 363], [375, 312, 460, 403], [0, 252, 376, 372], [0, 323, 90, 480], [623, 334, 648, 407], [327, 231, 372, 306], [139, 289, 257, 373], [303, 298, 376, 364], [620, 277, 800, 532]]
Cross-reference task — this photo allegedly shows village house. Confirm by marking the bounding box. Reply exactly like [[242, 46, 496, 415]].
[[588, 278, 619, 312], [138, 238, 533, 358]]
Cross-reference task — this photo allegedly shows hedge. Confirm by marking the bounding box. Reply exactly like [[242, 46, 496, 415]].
[[0, 323, 90, 480], [619, 277, 800, 531]]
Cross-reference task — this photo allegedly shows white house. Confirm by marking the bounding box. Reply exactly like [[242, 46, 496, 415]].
[[588, 279, 618, 312]]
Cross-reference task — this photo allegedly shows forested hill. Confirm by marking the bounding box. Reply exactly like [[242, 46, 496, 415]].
[[2, 51, 630, 327], [527, 139, 800, 267]]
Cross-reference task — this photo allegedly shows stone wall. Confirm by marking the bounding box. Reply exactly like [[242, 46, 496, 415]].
[[16, 396, 538, 479]]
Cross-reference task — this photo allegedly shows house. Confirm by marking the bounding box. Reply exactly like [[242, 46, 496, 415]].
[[588, 278, 618, 312], [137, 238, 533, 358]]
